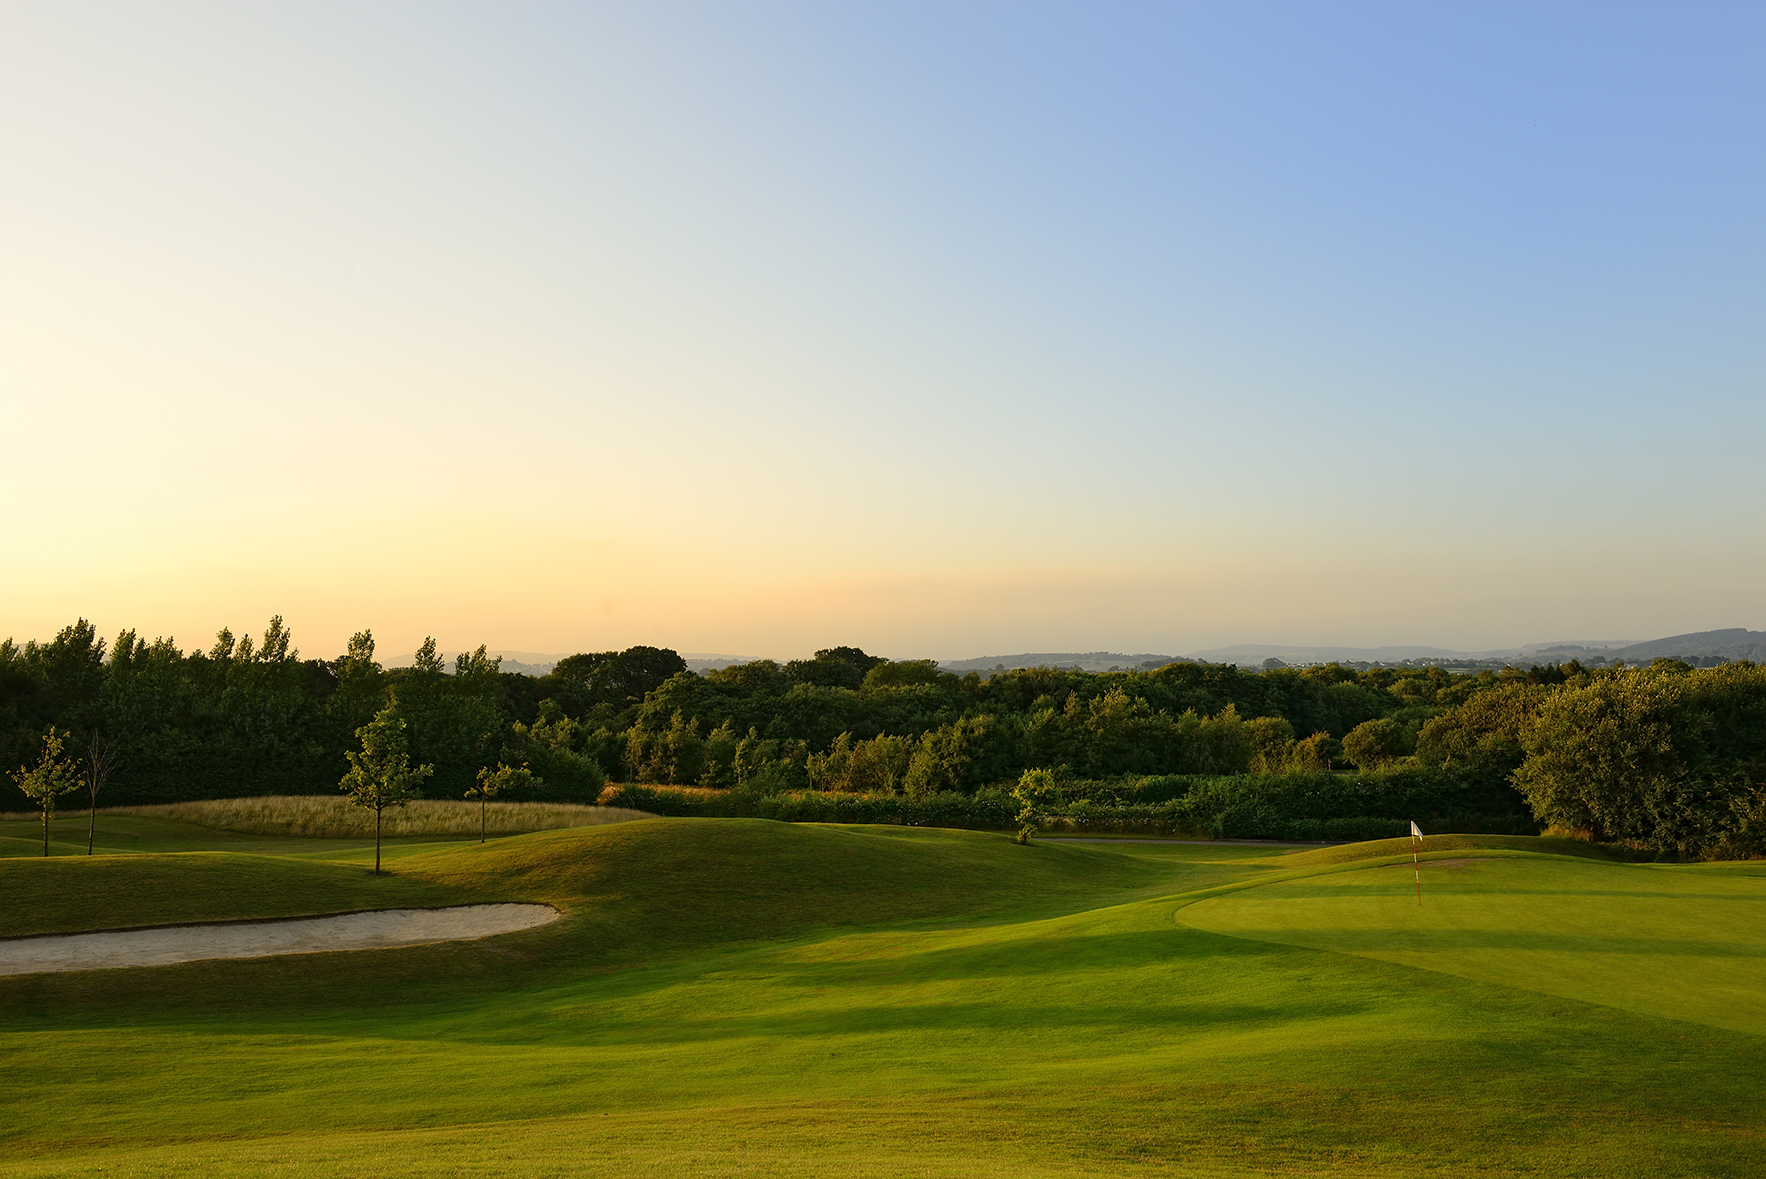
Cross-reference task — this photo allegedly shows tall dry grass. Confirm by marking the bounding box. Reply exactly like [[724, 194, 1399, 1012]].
[[102, 796, 656, 839]]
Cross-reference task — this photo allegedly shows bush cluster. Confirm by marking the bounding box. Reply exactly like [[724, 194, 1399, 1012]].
[[605, 765, 1534, 842]]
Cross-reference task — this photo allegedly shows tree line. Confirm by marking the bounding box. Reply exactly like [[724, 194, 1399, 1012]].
[[6, 618, 1766, 857]]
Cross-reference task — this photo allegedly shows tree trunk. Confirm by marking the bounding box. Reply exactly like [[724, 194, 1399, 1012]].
[[481, 795, 487, 843], [375, 808, 383, 875], [88, 797, 97, 855], [42, 806, 50, 857]]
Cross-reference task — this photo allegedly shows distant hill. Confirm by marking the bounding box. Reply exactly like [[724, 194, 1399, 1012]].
[[1606, 629, 1766, 663], [1187, 643, 1485, 665], [939, 652, 1190, 675], [380, 630, 1766, 683]]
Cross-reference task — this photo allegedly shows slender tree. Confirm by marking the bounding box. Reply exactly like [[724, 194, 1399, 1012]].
[[340, 704, 433, 875], [10, 727, 82, 857], [466, 762, 541, 843], [83, 732, 119, 855]]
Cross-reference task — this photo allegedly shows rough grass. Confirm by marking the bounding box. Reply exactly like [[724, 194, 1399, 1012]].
[[2, 822, 1764, 1177], [100, 796, 655, 839]]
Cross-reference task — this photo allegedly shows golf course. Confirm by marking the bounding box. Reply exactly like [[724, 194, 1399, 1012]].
[[1, 811, 1762, 1177]]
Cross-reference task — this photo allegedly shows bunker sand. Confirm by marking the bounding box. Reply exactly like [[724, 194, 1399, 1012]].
[[0, 903, 560, 975]]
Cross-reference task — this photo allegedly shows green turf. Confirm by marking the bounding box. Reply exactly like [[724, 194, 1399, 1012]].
[[1, 819, 1762, 1177]]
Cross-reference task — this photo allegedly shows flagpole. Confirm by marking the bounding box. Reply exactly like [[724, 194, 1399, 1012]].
[[1410, 820, 1423, 906]]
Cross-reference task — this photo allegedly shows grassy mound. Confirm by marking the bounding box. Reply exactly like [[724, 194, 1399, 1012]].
[[400, 818, 1174, 951]]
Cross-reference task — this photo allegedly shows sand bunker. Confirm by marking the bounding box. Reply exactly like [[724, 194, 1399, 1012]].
[[0, 904, 561, 976]]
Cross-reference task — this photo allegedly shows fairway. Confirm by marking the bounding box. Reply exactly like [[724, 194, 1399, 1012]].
[[1, 814, 1762, 1177]]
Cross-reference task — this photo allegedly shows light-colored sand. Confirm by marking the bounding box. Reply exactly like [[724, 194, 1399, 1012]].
[[0, 904, 561, 976]]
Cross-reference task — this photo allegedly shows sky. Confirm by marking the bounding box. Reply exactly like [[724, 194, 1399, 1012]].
[[3, 1, 1763, 663]]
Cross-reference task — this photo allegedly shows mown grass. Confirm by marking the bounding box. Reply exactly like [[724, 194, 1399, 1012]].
[[0, 822, 1762, 1177]]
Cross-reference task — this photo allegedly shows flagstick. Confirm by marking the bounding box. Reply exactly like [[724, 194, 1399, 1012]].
[[1412, 831, 1422, 906]]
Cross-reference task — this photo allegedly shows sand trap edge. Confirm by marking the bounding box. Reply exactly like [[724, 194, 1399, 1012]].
[[0, 903, 563, 976]]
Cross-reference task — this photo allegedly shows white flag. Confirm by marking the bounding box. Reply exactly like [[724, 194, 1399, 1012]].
[[1410, 821, 1423, 838]]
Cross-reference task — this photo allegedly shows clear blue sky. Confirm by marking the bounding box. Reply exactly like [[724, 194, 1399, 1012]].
[[3, 2, 1761, 659]]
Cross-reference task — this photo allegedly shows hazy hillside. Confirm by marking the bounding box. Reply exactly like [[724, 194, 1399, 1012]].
[[939, 652, 1189, 675], [1189, 643, 1479, 665], [1607, 629, 1766, 663]]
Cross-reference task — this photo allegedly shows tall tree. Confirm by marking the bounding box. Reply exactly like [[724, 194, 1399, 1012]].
[[10, 727, 81, 856], [340, 705, 433, 875]]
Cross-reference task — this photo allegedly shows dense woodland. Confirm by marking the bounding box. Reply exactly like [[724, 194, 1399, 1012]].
[[6, 618, 1766, 857]]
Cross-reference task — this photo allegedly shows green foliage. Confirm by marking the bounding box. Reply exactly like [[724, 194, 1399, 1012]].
[[601, 783, 1019, 829], [1415, 681, 1547, 787], [22, 613, 1766, 854], [1165, 768, 1535, 841], [805, 731, 915, 793], [626, 709, 708, 785], [1514, 662, 1766, 856], [549, 646, 690, 715], [340, 704, 434, 873], [497, 703, 605, 801], [903, 713, 1011, 798], [861, 658, 950, 690], [1341, 717, 1410, 768], [784, 646, 886, 690], [602, 764, 1533, 842], [8, 726, 82, 855], [466, 762, 541, 842], [1012, 767, 1061, 843], [390, 640, 502, 795]]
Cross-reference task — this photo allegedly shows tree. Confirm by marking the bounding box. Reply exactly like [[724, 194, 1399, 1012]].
[[340, 705, 434, 875], [862, 659, 948, 690], [549, 646, 689, 714], [391, 640, 502, 795], [10, 727, 81, 856], [1513, 663, 1766, 856], [787, 647, 885, 690], [83, 731, 118, 855], [1342, 718, 1406, 769], [466, 762, 541, 843], [1414, 682, 1547, 788], [1013, 767, 1062, 845]]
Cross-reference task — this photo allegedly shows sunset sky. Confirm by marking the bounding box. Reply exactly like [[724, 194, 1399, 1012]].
[[5, 2, 1763, 662]]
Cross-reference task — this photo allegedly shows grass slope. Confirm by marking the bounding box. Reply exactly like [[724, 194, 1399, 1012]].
[[0, 822, 1762, 1177], [1182, 850, 1766, 1034]]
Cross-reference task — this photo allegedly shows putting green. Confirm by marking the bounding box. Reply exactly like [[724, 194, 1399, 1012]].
[[1180, 851, 1766, 1034]]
